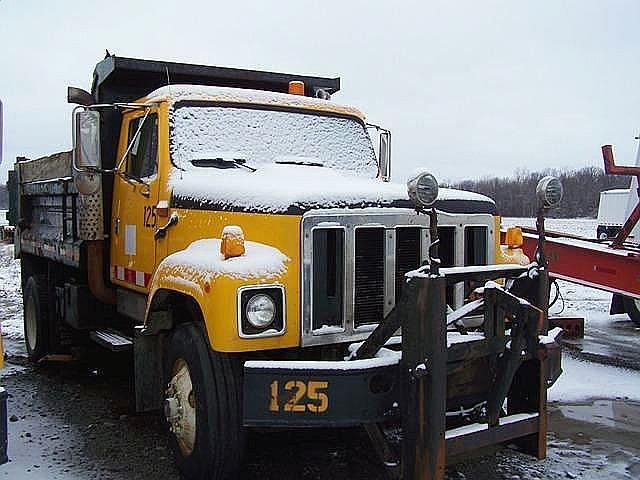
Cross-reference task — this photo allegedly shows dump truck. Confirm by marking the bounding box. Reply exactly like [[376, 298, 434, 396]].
[[9, 55, 563, 480]]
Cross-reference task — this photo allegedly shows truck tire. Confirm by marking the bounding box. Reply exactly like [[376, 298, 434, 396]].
[[23, 275, 50, 362], [163, 323, 243, 480], [623, 297, 640, 326]]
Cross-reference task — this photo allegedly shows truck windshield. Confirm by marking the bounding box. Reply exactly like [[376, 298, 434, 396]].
[[170, 104, 378, 178]]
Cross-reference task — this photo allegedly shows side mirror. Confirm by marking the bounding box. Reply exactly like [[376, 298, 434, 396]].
[[73, 109, 102, 195], [379, 130, 391, 181]]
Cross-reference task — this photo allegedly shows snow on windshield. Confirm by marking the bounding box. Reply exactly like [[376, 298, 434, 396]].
[[170, 104, 378, 177]]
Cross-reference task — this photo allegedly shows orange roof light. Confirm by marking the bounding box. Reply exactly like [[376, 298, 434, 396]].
[[504, 226, 524, 249], [288, 81, 305, 96]]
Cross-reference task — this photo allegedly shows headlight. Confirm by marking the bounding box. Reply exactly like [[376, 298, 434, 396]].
[[245, 294, 276, 328], [536, 176, 563, 209], [407, 171, 439, 209]]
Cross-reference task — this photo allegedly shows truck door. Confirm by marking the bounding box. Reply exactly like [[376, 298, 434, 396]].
[[110, 109, 160, 292]]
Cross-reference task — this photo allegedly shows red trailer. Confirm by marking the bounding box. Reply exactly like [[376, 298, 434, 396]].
[[521, 145, 640, 325]]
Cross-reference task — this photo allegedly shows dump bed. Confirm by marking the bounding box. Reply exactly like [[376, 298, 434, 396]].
[[11, 151, 85, 267]]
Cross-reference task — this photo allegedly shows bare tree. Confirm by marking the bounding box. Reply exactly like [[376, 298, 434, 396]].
[[446, 167, 630, 218]]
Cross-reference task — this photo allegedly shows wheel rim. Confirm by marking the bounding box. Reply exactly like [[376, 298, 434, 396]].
[[634, 298, 640, 313], [25, 295, 38, 352], [165, 358, 197, 456]]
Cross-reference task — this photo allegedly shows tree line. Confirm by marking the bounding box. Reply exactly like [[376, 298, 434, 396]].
[[445, 167, 631, 218]]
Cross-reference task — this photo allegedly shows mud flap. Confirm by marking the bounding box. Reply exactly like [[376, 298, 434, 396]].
[[134, 330, 165, 412]]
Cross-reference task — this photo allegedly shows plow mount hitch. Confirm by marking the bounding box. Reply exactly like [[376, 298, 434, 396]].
[[353, 186, 561, 480]]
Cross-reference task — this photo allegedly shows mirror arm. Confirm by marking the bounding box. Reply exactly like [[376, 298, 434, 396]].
[[366, 122, 390, 134], [117, 171, 151, 197], [73, 103, 154, 175], [382, 130, 391, 181], [115, 107, 151, 172], [71, 105, 84, 174], [366, 122, 392, 182]]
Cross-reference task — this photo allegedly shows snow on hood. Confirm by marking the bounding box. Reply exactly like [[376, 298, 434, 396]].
[[159, 238, 290, 284], [169, 164, 495, 214]]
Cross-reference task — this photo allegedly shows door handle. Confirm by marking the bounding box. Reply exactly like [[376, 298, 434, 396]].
[[115, 217, 121, 235], [154, 212, 179, 240]]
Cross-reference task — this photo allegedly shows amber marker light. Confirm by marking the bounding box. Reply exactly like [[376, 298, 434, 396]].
[[221, 225, 246, 260], [288, 81, 305, 96], [504, 226, 524, 249]]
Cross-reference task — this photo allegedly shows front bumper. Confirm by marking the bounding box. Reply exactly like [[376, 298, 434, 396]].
[[242, 337, 562, 428], [243, 353, 400, 427]]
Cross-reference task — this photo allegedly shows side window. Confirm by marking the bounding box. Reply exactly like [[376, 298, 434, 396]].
[[127, 113, 158, 179]]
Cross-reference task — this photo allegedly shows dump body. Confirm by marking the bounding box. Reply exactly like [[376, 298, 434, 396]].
[[13, 152, 82, 266]]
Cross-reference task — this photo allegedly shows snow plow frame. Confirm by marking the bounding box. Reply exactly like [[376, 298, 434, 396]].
[[244, 217, 562, 480]]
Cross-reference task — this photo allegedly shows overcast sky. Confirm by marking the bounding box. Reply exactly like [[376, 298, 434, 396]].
[[2, 0, 640, 184]]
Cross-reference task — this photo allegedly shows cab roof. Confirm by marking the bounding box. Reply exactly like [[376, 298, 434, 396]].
[[142, 84, 365, 120]]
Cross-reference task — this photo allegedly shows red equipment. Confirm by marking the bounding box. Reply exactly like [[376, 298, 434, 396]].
[[521, 144, 640, 323]]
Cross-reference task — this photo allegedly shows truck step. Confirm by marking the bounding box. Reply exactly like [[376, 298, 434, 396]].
[[90, 329, 133, 352]]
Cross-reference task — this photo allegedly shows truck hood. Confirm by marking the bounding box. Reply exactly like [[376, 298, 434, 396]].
[[169, 164, 496, 215]]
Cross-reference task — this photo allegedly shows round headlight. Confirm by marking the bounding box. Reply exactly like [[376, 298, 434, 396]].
[[407, 172, 439, 209], [246, 294, 276, 328], [536, 176, 563, 209]]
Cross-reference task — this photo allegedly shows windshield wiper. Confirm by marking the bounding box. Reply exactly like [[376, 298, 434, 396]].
[[275, 160, 324, 167], [191, 157, 256, 172]]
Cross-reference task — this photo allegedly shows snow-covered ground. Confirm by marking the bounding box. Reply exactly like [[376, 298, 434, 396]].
[[0, 243, 23, 341], [554, 355, 640, 402], [503, 217, 598, 239]]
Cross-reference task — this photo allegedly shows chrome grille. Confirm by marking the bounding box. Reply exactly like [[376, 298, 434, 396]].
[[354, 227, 385, 327], [438, 226, 456, 307], [311, 228, 345, 331], [301, 210, 495, 346], [395, 227, 422, 301]]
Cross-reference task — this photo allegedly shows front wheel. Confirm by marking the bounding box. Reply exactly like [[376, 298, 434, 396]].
[[163, 323, 243, 480], [623, 297, 640, 326]]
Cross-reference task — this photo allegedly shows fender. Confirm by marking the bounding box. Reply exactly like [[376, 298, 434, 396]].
[[145, 238, 300, 352]]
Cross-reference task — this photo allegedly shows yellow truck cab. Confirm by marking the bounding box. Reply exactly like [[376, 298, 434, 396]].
[[10, 56, 559, 480]]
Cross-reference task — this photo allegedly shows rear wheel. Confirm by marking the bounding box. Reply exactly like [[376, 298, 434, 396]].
[[23, 275, 50, 362], [623, 297, 640, 326], [163, 323, 243, 480]]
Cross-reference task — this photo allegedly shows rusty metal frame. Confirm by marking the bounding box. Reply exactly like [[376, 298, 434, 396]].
[[354, 259, 552, 480]]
